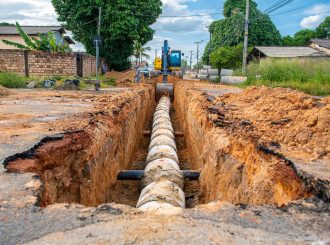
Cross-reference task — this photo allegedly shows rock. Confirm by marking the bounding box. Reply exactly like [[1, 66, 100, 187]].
[[27, 81, 36, 89], [97, 204, 123, 215], [43, 80, 56, 88], [62, 80, 80, 90]]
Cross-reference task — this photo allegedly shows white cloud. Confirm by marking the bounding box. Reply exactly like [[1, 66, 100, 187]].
[[153, 0, 215, 33], [300, 15, 323, 28], [300, 3, 330, 29], [303, 3, 330, 16]]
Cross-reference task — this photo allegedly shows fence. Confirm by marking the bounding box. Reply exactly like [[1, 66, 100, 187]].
[[0, 49, 104, 77]]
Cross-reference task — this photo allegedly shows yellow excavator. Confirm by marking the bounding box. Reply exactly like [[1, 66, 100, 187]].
[[154, 40, 183, 101]]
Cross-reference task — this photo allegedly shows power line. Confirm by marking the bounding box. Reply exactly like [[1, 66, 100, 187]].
[[269, 0, 329, 17], [264, 0, 296, 14]]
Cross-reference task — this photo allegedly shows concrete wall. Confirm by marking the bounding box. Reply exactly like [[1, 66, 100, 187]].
[[0, 49, 103, 77], [0, 32, 71, 49], [0, 35, 39, 49]]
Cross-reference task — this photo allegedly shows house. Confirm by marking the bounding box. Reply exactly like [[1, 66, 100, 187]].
[[248, 46, 330, 61], [0, 26, 75, 49], [309, 38, 330, 55]]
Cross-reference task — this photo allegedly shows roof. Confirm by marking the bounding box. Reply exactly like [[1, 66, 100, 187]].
[[252, 46, 328, 58], [310, 38, 330, 49], [64, 36, 75, 45], [0, 26, 65, 35]]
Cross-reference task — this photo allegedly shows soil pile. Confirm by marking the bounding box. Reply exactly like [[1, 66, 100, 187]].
[[0, 85, 11, 96], [213, 86, 330, 163], [105, 70, 135, 86]]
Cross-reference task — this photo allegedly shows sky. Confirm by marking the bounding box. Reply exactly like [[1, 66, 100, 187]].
[[0, 0, 329, 64]]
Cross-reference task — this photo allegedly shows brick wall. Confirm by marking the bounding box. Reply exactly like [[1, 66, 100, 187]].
[[0, 49, 25, 75], [28, 51, 77, 76], [0, 49, 103, 77]]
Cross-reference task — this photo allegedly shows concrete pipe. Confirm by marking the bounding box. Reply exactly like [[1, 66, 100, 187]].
[[141, 158, 183, 189], [137, 180, 185, 210], [137, 96, 185, 211], [149, 135, 177, 151]]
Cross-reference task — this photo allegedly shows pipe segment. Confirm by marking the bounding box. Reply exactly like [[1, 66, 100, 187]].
[[137, 96, 185, 211]]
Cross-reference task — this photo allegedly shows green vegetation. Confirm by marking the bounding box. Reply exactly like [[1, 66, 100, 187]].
[[281, 16, 330, 46], [316, 16, 330, 38], [210, 44, 243, 71], [52, 0, 162, 70], [0, 72, 28, 88], [0, 22, 14, 26], [281, 29, 316, 46], [1, 22, 71, 53], [203, 0, 281, 64], [239, 59, 330, 96], [133, 41, 151, 66]]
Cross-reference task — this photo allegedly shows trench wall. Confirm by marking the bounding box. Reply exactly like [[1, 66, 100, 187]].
[[174, 82, 308, 206], [6, 86, 155, 207]]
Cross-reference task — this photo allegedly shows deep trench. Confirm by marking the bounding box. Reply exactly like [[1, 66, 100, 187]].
[[4, 84, 312, 208]]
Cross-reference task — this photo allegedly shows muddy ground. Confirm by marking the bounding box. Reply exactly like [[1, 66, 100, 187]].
[[0, 79, 329, 244]]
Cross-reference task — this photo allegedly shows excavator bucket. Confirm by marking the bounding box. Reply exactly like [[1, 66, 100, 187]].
[[156, 83, 174, 102]]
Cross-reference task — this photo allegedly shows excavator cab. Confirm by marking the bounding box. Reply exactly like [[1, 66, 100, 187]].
[[155, 40, 182, 101]]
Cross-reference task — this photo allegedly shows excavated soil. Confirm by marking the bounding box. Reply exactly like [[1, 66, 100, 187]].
[[0, 85, 11, 96], [174, 81, 329, 206], [2, 86, 155, 207], [105, 69, 136, 86], [1, 79, 329, 244]]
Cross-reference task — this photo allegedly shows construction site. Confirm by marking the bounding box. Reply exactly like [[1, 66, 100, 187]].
[[0, 69, 329, 243], [0, 0, 330, 244]]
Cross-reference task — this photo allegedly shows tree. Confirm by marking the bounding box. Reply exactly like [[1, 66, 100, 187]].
[[281, 35, 295, 46], [203, 0, 281, 64], [0, 22, 14, 26], [1, 22, 71, 52], [210, 44, 243, 71], [281, 29, 316, 46], [133, 41, 151, 66], [52, 0, 162, 71], [293, 29, 316, 46], [316, 16, 330, 38]]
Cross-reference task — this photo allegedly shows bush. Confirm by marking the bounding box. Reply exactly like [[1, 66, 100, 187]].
[[0, 72, 27, 88], [242, 58, 330, 96]]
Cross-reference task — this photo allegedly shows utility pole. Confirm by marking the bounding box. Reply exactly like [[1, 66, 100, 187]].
[[189, 51, 194, 70], [96, 7, 102, 81], [206, 25, 212, 66], [194, 40, 203, 71], [242, 0, 250, 76]]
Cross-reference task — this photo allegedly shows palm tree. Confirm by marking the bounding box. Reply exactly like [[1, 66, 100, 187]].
[[133, 41, 151, 66]]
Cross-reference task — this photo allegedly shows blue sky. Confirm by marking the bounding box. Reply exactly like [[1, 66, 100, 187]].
[[0, 0, 329, 64]]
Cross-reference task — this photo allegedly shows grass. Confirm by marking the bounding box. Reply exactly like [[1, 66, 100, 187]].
[[0, 72, 116, 90], [0, 72, 28, 88], [238, 59, 330, 96]]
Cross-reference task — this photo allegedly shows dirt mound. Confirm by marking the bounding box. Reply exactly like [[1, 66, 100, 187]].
[[214, 86, 330, 163], [105, 70, 135, 86], [0, 85, 11, 96]]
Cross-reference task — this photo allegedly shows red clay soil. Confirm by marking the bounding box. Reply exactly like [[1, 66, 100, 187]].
[[105, 69, 136, 86], [0, 85, 11, 96], [174, 82, 318, 206], [213, 86, 330, 163], [4, 85, 155, 207]]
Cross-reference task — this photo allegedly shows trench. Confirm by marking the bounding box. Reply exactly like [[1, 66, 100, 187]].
[[3, 82, 313, 209]]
